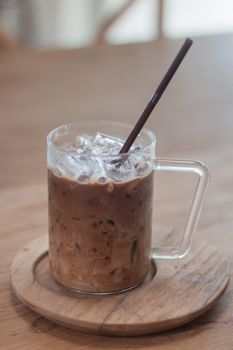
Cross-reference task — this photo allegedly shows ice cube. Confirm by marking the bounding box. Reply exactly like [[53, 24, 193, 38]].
[[98, 176, 107, 183], [129, 146, 141, 153], [93, 133, 124, 155], [60, 142, 74, 151], [55, 155, 79, 178], [52, 167, 63, 177], [74, 135, 93, 153], [55, 153, 94, 180], [104, 157, 136, 182], [94, 133, 123, 147], [88, 148, 107, 180], [130, 153, 152, 176], [77, 174, 90, 183]]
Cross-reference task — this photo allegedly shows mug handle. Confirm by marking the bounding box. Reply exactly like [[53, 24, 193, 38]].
[[151, 159, 210, 259]]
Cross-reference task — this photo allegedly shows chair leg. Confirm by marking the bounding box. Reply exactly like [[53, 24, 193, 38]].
[[94, 0, 137, 46], [157, 0, 165, 39]]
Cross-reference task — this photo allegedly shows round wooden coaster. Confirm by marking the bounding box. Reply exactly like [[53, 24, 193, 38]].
[[10, 235, 230, 336]]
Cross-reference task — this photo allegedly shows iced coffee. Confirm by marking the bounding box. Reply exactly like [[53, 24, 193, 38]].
[[47, 122, 155, 293]]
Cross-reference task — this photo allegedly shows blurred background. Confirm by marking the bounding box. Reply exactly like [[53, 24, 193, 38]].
[[1, 0, 233, 50]]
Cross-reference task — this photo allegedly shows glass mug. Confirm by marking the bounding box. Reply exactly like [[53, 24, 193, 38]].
[[47, 121, 209, 295]]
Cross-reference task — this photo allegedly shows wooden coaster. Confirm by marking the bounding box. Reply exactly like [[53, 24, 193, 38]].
[[10, 235, 230, 336]]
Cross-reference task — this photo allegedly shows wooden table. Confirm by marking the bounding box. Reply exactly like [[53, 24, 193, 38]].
[[1, 34, 233, 349]]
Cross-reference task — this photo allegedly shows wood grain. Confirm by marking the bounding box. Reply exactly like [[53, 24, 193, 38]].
[[10, 235, 229, 336], [1, 34, 233, 348]]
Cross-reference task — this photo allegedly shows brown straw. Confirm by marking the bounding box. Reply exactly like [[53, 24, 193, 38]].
[[119, 38, 193, 154]]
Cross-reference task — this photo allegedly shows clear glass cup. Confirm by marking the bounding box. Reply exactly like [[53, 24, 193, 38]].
[[47, 121, 210, 295]]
